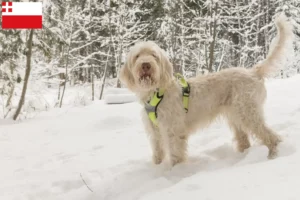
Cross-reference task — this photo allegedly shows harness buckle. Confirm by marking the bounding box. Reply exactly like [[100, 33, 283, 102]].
[[182, 85, 190, 97]]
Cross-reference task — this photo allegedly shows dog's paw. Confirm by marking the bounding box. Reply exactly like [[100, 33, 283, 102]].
[[267, 136, 282, 159], [171, 156, 186, 167], [267, 148, 278, 159], [152, 155, 163, 165]]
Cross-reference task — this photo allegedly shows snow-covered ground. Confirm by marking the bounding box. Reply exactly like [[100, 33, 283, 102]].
[[1, 75, 300, 200]]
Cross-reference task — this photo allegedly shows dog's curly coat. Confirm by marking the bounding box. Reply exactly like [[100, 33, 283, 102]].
[[119, 15, 294, 166]]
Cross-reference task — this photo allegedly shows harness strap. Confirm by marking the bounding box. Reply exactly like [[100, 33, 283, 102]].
[[145, 73, 190, 127], [145, 88, 165, 126], [175, 73, 190, 113]]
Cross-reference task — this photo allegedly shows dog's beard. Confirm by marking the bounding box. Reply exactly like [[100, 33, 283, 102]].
[[139, 75, 155, 87], [137, 72, 158, 90]]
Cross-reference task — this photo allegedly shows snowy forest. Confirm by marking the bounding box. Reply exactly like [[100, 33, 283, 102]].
[[0, 0, 300, 120]]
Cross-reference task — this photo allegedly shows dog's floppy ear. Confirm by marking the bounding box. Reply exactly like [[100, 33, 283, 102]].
[[159, 48, 173, 87], [119, 60, 136, 91]]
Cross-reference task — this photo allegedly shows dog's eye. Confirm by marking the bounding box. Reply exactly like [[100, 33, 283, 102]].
[[136, 54, 139, 59], [152, 54, 157, 58]]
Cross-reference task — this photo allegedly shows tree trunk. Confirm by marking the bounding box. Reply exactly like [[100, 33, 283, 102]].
[[4, 63, 15, 118], [6, 62, 15, 108], [91, 65, 95, 101], [264, 0, 270, 57], [100, 0, 114, 95], [204, 20, 209, 72], [208, 2, 218, 73], [180, 3, 185, 75], [13, 29, 34, 120], [197, 30, 202, 75], [116, 79, 121, 88], [236, 0, 242, 66], [99, 48, 111, 100], [116, 8, 124, 88], [59, 20, 74, 108], [255, 0, 262, 60], [57, 84, 61, 101], [108, 0, 116, 78]]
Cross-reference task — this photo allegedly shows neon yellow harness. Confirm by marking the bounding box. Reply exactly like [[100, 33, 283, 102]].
[[145, 73, 190, 126]]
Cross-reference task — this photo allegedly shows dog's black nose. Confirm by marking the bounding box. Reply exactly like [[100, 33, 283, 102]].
[[142, 62, 151, 71]]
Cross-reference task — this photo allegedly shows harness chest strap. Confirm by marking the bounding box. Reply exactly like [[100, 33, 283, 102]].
[[145, 73, 190, 126], [145, 88, 165, 126]]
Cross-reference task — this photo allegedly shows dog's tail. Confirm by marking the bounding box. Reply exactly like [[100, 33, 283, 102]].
[[253, 14, 294, 78]]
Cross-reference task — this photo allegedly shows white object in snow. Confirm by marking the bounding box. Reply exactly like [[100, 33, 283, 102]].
[[104, 94, 137, 104], [104, 88, 137, 104]]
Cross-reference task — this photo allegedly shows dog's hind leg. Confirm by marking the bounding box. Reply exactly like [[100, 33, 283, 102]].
[[249, 122, 282, 159], [227, 121, 251, 152], [232, 103, 282, 159]]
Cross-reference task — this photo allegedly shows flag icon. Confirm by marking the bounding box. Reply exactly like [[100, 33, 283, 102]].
[[1, 2, 43, 29]]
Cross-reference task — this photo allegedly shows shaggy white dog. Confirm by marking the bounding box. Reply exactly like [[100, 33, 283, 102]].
[[119, 15, 294, 167]]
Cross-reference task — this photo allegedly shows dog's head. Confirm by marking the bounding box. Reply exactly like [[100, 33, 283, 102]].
[[119, 41, 173, 92]]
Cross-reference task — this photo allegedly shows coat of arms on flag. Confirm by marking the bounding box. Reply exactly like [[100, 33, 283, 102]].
[[1, 2, 43, 29]]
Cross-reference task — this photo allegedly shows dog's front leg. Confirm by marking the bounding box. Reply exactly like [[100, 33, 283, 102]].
[[142, 112, 165, 165], [149, 127, 165, 165], [166, 129, 188, 166]]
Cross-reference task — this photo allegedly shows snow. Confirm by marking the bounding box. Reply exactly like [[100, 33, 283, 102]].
[[1, 75, 300, 200]]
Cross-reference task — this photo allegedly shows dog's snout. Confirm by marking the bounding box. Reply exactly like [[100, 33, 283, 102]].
[[142, 62, 151, 71]]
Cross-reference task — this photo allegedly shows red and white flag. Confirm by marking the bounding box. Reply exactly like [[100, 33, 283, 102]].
[[1, 2, 43, 29]]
